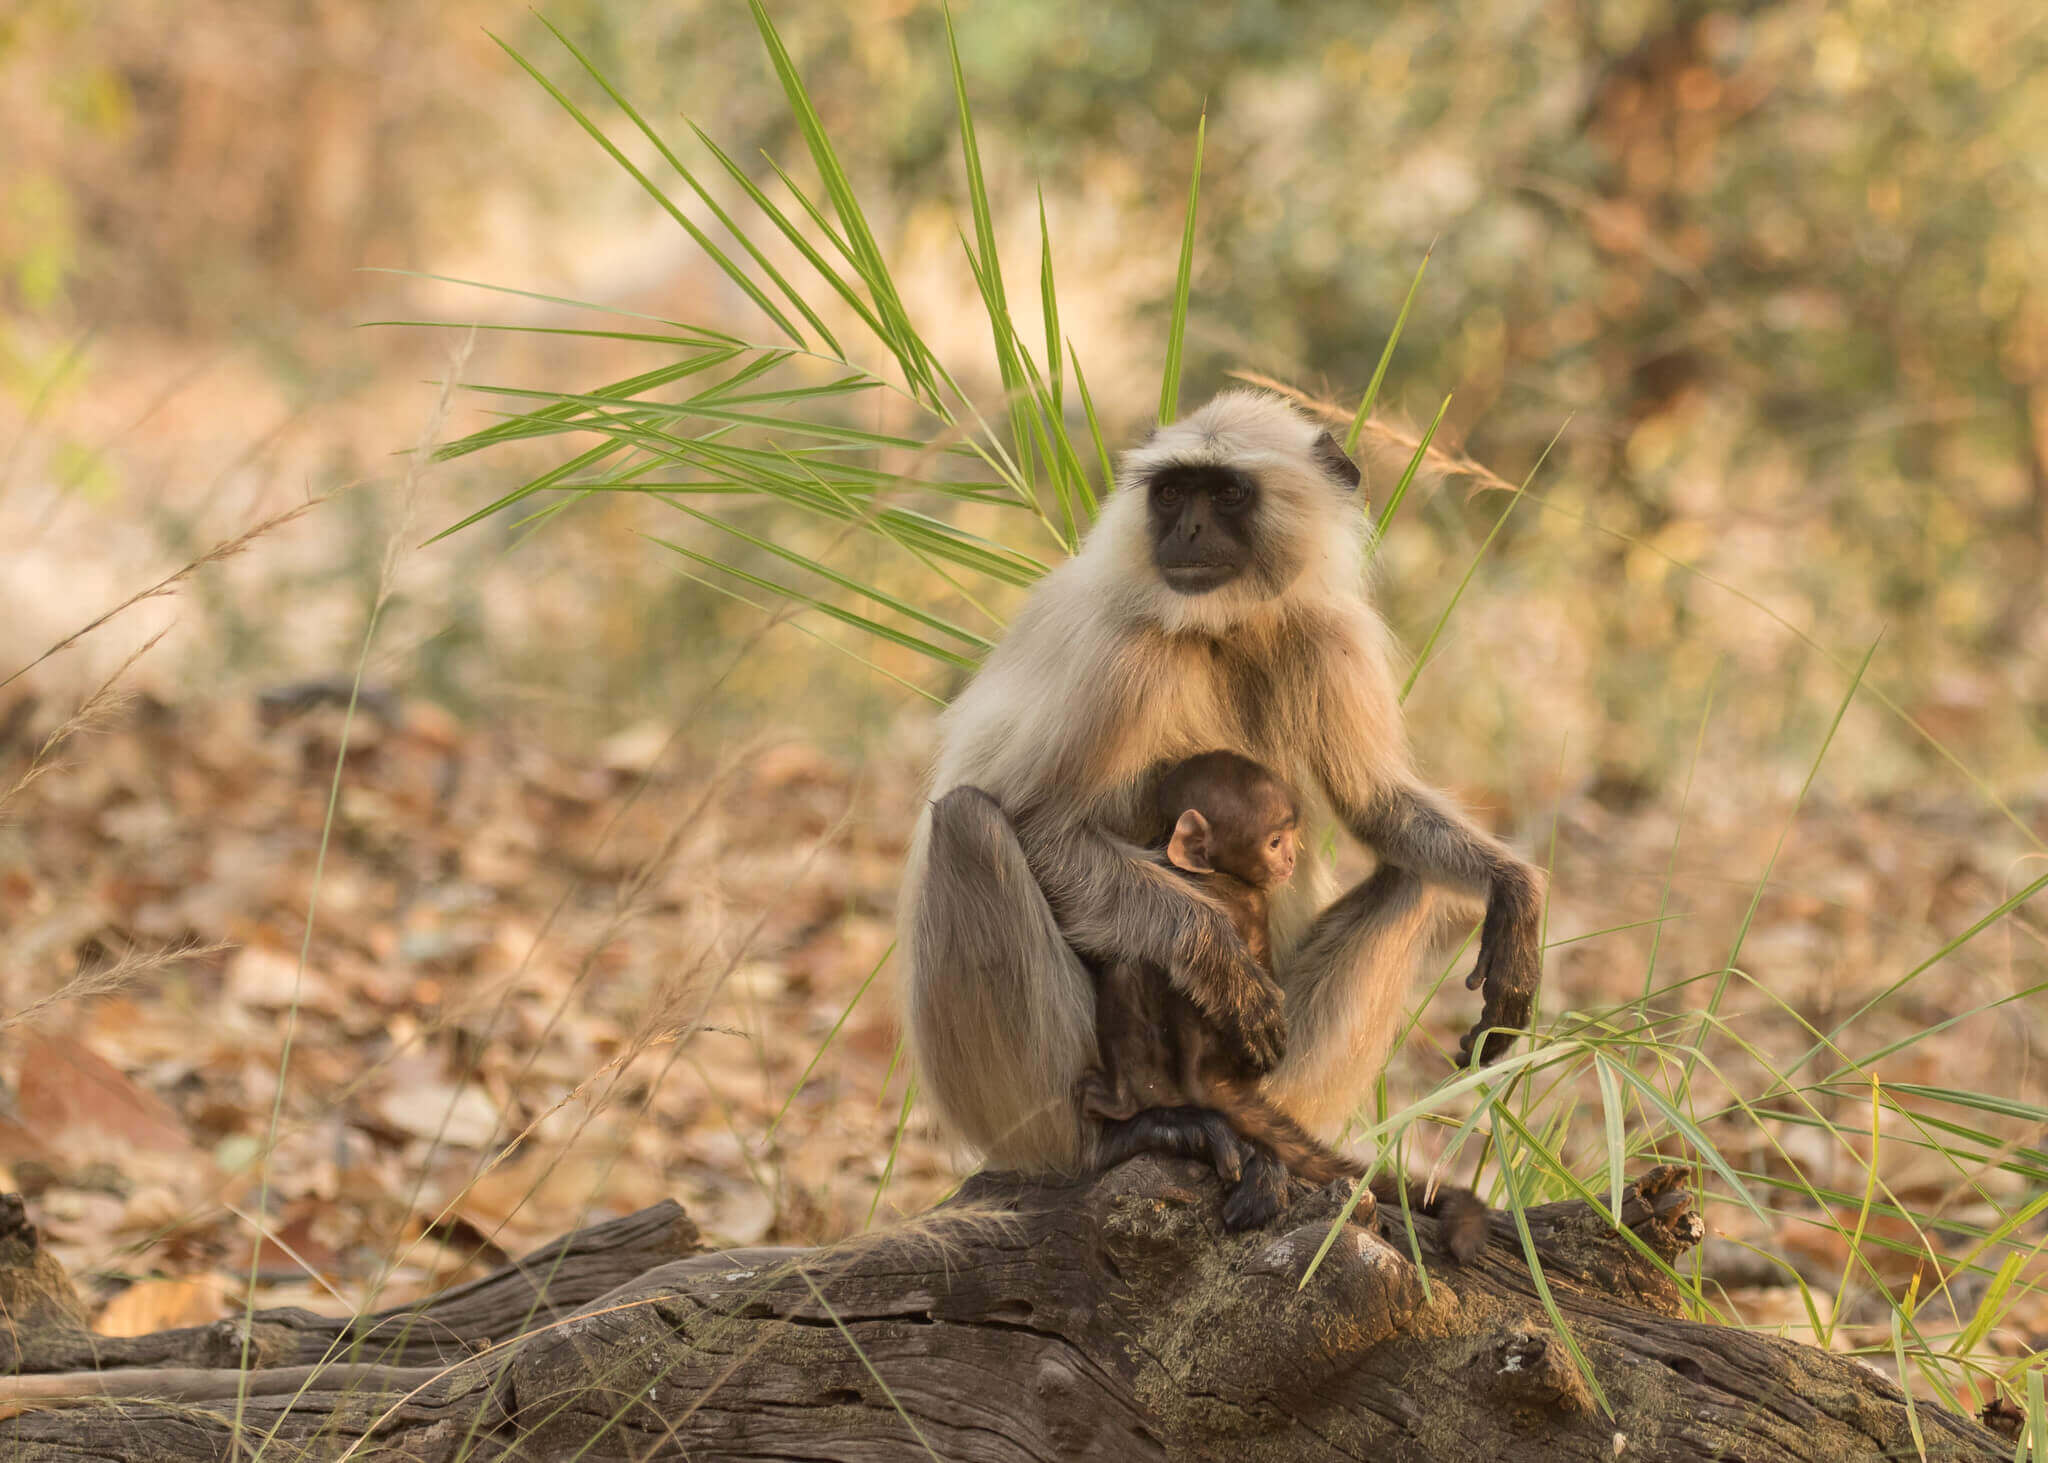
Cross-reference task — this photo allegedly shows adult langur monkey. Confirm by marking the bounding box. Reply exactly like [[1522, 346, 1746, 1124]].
[[902, 389, 1543, 1172]]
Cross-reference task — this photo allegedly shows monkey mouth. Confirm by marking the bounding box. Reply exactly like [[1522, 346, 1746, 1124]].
[[1158, 562, 1240, 594]]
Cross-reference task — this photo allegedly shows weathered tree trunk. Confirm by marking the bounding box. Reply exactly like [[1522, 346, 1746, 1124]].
[[0, 1166, 2014, 1461]]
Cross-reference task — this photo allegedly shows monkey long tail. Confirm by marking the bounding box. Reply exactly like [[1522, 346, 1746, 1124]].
[[1206, 1080, 1492, 1261], [1369, 1171, 1491, 1264]]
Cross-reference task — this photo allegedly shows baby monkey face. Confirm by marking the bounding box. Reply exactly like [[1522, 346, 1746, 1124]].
[[1158, 752, 1304, 891], [1227, 811, 1298, 889], [1193, 786, 1299, 889], [1257, 820, 1299, 887]]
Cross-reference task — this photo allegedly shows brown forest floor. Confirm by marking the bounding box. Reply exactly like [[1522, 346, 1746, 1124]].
[[1, 681, 2045, 1392]]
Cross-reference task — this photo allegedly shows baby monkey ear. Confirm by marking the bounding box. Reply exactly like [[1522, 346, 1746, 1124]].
[[1166, 809, 1215, 873]]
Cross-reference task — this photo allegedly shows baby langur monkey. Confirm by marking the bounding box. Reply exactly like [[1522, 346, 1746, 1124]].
[[1080, 751, 1488, 1258]]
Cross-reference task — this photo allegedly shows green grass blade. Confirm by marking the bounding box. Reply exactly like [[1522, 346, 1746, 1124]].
[[488, 31, 807, 348], [1038, 190, 1064, 413], [1724, 631, 1880, 984], [1679, 634, 1882, 1103], [770, 447, 1008, 630], [698, 376, 882, 409], [1888, 1300, 1928, 1459], [1825, 1075, 1886, 1347], [1373, 391, 1450, 543], [1545, 912, 1687, 950], [1069, 339, 1115, 510], [423, 438, 626, 544], [1402, 418, 1566, 701], [1645, 668, 1720, 1001], [1299, 1042, 1560, 1287], [1518, 492, 2045, 852], [535, 16, 847, 358], [365, 319, 742, 351], [661, 499, 991, 651], [555, 422, 1049, 586], [679, 469, 1048, 586], [1497, 1128, 1612, 1416], [1597, 1053, 1771, 1226], [956, 238, 1088, 547], [461, 382, 930, 449], [944, 3, 1027, 459], [435, 349, 741, 465], [758, 152, 860, 274], [768, 942, 893, 1138], [670, 566, 941, 705], [866, 1076, 918, 1230], [361, 266, 746, 340], [689, 122, 895, 349], [955, 225, 1061, 539], [1297, 1163, 1386, 1290], [1809, 870, 2048, 1076], [645, 535, 978, 669], [746, 0, 944, 405], [1345, 244, 1432, 453], [1593, 1054, 1628, 1221], [676, 346, 796, 401], [875, 508, 1049, 585], [1023, 195, 1096, 527], [791, 1269, 943, 1461], [1158, 109, 1205, 426]]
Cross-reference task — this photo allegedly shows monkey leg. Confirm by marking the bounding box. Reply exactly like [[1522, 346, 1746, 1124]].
[[1099, 1106, 1359, 1237], [1219, 1143, 1291, 1231], [1348, 784, 1546, 1069], [1075, 1067, 1137, 1123], [1262, 865, 1455, 1138], [1096, 1106, 1249, 1186], [908, 787, 1098, 1171]]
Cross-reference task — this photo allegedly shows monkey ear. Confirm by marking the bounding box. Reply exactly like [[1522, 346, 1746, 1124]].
[[1311, 430, 1363, 490], [1165, 809, 1215, 873]]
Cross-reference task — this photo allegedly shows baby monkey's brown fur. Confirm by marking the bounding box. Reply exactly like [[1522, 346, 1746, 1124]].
[[1081, 751, 1488, 1255]]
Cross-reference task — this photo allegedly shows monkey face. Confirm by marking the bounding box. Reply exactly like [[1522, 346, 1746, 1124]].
[[1102, 392, 1371, 631], [1219, 814, 1298, 889], [1167, 806, 1299, 889], [1254, 822, 1300, 887], [1145, 464, 1261, 595]]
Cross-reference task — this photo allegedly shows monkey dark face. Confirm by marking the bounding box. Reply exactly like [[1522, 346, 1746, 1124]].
[[1146, 464, 1260, 595]]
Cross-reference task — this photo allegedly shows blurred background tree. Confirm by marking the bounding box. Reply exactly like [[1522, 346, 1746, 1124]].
[[4, 0, 2041, 802]]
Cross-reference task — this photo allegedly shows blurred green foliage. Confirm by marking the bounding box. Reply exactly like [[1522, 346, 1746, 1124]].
[[512, 0, 2048, 792]]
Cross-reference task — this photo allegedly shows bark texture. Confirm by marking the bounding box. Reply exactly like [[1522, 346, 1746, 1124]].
[[0, 1167, 2012, 1461]]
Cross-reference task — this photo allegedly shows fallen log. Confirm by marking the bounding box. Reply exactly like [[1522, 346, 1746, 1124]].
[[0, 1165, 2013, 1461]]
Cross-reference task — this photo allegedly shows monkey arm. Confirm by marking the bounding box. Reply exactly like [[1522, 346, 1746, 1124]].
[[1011, 806, 1288, 1074], [1343, 783, 1545, 1067]]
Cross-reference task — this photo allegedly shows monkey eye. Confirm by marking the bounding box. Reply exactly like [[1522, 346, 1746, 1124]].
[[1268, 835, 1282, 849], [1214, 478, 1249, 507], [1154, 481, 1183, 507]]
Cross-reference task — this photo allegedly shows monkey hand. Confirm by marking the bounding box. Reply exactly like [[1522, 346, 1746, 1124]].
[[1457, 930, 1538, 1068], [1214, 970, 1288, 1076], [1173, 925, 1287, 1074]]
